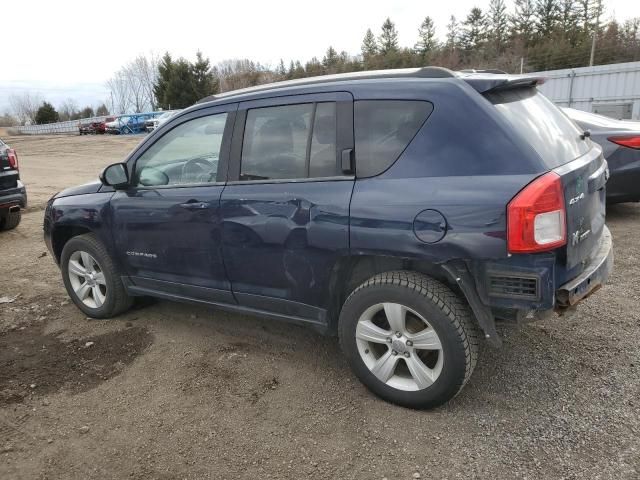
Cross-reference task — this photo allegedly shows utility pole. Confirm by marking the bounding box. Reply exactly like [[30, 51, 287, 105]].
[[589, 33, 597, 66], [589, 8, 602, 67]]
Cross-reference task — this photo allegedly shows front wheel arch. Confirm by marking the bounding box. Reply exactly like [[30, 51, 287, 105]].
[[51, 225, 92, 263]]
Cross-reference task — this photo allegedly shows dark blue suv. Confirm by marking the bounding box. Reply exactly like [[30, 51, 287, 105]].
[[44, 68, 613, 408]]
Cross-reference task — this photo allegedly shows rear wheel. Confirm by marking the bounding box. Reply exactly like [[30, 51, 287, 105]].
[[61, 233, 132, 318], [339, 271, 479, 409], [0, 208, 21, 231]]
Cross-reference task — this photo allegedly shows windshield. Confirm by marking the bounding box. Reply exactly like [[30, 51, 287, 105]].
[[486, 89, 591, 168]]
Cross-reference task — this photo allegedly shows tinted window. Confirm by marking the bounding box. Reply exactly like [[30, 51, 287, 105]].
[[309, 103, 337, 177], [355, 100, 433, 177], [135, 113, 227, 187], [241, 104, 313, 180], [241, 102, 338, 180], [486, 89, 590, 168]]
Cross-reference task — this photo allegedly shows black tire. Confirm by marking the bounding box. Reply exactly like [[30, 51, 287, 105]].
[[339, 271, 479, 409], [61, 233, 133, 318], [0, 208, 21, 231]]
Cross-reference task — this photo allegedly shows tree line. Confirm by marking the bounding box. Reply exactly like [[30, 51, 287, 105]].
[[153, 0, 639, 107], [5, 0, 639, 125], [5, 92, 110, 126]]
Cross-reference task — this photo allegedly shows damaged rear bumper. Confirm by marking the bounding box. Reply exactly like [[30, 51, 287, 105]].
[[556, 226, 613, 308]]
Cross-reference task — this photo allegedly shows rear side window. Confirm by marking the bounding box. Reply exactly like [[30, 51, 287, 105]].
[[355, 100, 433, 177], [241, 102, 338, 181], [486, 89, 590, 168]]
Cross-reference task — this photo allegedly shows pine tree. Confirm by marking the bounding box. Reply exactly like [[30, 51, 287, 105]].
[[323, 46, 339, 70], [379, 18, 399, 54], [79, 106, 95, 118], [164, 59, 197, 109], [95, 104, 109, 116], [154, 52, 173, 109], [511, 0, 536, 45], [536, 0, 561, 37], [461, 8, 487, 52], [488, 0, 509, 55], [305, 56, 323, 76], [191, 51, 217, 100], [415, 17, 437, 60], [575, 0, 603, 34], [294, 61, 305, 77], [35, 102, 59, 124], [446, 15, 460, 51], [361, 28, 378, 58], [276, 59, 287, 77]]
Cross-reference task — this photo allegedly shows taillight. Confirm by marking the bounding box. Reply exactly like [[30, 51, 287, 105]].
[[7, 149, 18, 170], [507, 172, 566, 253], [608, 135, 640, 150]]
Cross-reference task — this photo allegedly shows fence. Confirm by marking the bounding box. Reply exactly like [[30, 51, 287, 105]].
[[531, 61, 640, 120], [15, 116, 110, 135]]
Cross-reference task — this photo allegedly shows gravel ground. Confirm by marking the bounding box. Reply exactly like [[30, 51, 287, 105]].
[[0, 134, 639, 479]]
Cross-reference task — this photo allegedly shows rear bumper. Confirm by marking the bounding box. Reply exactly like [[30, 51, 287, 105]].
[[607, 168, 640, 203], [555, 226, 613, 308], [0, 181, 27, 210]]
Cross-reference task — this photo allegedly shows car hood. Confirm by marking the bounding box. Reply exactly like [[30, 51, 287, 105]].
[[54, 180, 103, 198]]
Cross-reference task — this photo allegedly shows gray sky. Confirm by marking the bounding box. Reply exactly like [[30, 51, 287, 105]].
[[2, 0, 639, 113]]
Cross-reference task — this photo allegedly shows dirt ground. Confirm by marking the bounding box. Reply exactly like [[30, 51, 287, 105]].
[[0, 134, 639, 480]]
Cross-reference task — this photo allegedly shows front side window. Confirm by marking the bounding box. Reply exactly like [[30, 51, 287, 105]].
[[240, 102, 338, 181], [135, 113, 227, 187]]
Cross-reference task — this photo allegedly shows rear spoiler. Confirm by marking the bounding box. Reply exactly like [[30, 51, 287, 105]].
[[457, 72, 546, 94]]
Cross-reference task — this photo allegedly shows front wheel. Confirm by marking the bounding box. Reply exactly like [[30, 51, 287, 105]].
[[339, 271, 479, 409], [61, 233, 133, 318]]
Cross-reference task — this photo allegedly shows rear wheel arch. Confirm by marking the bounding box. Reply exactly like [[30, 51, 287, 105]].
[[326, 255, 461, 333]]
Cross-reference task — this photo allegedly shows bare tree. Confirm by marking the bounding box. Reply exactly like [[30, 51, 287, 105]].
[[106, 72, 131, 114], [130, 54, 159, 110], [106, 54, 159, 114], [9, 92, 43, 125], [58, 98, 79, 121], [213, 59, 277, 92]]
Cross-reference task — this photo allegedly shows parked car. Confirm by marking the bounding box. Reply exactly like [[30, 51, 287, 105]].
[[105, 115, 148, 134], [563, 107, 640, 203], [79, 117, 113, 135], [145, 110, 180, 132], [0, 138, 26, 231], [44, 68, 613, 409], [79, 121, 98, 135]]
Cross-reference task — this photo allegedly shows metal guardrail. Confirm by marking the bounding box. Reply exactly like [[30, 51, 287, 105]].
[[15, 116, 110, 135], [15, 110, 167, 135]]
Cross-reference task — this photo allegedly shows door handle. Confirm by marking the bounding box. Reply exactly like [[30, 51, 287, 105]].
[[341, 148, 354, 174], [179, 201, 211, 210]]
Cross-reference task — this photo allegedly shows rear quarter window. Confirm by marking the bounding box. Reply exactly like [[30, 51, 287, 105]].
[[485, 89, 590, 168], [355, 100, 433, 177]]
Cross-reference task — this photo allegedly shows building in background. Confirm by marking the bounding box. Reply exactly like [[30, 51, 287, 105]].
[[532, 61, 640, 120]]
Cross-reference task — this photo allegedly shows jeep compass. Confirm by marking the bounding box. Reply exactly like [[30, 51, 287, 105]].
[[44, 68, 613, 408]]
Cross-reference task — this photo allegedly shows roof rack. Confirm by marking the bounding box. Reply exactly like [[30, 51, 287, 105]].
[[459, 68, 508, 74], [198, 66, 456, 104]]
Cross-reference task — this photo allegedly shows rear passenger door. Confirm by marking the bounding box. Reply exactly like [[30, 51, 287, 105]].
[[220, 92, 354, 324]]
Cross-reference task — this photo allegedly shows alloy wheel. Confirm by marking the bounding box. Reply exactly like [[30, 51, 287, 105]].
[[67, 250, 107, 309], [355, 302, 444, 391]]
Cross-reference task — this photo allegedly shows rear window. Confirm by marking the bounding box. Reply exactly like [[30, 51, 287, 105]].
[[355, 100, 433, 177], [486, 89, 590, 168]]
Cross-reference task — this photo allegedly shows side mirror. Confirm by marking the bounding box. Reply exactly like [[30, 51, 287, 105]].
[[99, 162, 129, 189]]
